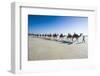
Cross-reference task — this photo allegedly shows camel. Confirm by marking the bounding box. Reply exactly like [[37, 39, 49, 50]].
[[67, 33, 83, 42], [72, 33, 83, 42], [67, 33, 73, 40], [52, 33, 58, 40], [59, 34, 65, 41]]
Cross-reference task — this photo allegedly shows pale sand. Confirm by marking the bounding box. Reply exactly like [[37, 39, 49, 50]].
[[28, 36, 88, 60]]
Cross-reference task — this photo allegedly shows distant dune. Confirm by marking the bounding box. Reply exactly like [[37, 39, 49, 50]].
[[28, 36, 88, 61]]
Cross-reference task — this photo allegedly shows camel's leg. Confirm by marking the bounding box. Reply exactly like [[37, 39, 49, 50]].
[[82, 39, 85, 43], [76, 38, 79, 43], [72, 37, 74, 42], [67, 37, 68, 41], [67, 38, 70, 41]]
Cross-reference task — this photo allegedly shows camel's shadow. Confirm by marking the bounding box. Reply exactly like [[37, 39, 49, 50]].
[[58, 40, 73, 45], [59, 40, 84, 45]]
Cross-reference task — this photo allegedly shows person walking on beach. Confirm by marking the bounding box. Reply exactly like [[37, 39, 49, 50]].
[[82, 35, 85, 43]]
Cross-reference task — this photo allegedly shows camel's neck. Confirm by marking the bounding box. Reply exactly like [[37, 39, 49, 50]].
[[79, 34, 82, 37]]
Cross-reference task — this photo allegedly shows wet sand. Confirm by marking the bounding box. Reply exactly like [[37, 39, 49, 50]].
[[28, 36, 88, 60]]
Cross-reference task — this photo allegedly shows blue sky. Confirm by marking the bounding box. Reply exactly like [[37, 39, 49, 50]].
[[28, 15, 88, 35]]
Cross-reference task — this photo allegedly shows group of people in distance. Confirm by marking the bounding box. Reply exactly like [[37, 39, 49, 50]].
[[29, 33, 86, 43]]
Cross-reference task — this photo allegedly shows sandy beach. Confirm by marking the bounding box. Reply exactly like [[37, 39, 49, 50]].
[[28, 36, 88, 60]]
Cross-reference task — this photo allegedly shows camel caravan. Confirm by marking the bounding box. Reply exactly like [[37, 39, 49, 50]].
[[29, 33, 87, 44]]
